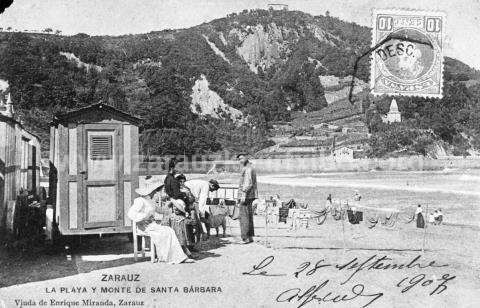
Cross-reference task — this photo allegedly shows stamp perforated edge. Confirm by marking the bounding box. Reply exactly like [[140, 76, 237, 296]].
[[369, 8, 446, 99]]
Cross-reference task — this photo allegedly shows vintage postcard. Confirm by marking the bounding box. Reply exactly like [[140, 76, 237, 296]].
[[0, 1, 479, 308]]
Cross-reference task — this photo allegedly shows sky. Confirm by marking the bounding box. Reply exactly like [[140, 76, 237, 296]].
[[1, 0, 480, 69]]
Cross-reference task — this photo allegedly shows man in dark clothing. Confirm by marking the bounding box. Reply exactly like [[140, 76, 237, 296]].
[[164, 158, 184, 199], [164, 158, 187, 211], [164, 172, 183, 200]]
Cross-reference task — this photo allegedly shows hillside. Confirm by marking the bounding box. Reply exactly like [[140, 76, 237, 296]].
[[0, 9, 479, 157]]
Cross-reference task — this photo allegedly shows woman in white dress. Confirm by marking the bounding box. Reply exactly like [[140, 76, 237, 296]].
[[128, 178, 193, 264]]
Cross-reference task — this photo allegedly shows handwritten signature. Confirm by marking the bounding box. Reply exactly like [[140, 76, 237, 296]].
[[276, 281, 383, 308], [243, 255, 455, 307]]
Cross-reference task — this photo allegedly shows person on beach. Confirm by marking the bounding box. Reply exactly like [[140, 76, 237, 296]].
[[237, 153, 257, 244], [434, 209, 444, 225], [353, 190, 362, 201], [127, 178, 193, 264], [273, 194, 281, 207], [177, 174, 203, 245], [164, 158, 187, 205], [437, 209, 443, 224], [184, 178, 220, 240], [161, 199, 196, 259], [415, 204, 425, 228]]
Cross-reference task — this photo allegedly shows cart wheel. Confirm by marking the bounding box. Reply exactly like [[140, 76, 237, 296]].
[[316, 214, 327, 225]]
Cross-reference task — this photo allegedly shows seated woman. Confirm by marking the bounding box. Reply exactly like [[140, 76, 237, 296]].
[[176, 174, 203, 245], [161, 199, 196, 258], [127, 179, 193, 264]]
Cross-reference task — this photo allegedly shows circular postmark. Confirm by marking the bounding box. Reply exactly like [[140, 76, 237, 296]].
[[375, 28, 437, 83]]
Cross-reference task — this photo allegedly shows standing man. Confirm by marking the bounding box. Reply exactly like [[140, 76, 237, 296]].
[[237, 153, 257, 244]]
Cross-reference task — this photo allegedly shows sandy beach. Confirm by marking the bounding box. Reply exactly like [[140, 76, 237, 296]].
[[1, 215, 479, 307], [1, 169, 479, 307]]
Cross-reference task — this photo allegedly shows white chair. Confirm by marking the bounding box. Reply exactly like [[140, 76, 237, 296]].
[[132, 221, 156, 262]]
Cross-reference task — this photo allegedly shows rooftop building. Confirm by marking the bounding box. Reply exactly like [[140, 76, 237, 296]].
[[267, 3, 289, 10], [382, 98, 401, 124]]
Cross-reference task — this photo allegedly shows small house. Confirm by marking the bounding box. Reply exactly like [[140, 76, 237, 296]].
[[333, 146, 354, 160], [267, 3, 289, 10], [49, 103, 141, 237]]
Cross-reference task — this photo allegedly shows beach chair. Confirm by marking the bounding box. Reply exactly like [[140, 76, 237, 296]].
[[132, 221, 156, 262]]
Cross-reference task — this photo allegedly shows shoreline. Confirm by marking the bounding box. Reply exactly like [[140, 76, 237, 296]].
[[138, 156, 480, 175]]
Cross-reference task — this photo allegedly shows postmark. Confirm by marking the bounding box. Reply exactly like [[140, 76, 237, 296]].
[[370, 9, 446, 98]]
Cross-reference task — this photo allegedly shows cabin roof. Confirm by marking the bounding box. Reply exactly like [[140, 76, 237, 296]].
[[0, 113, 41, 141], [52, 102, 142, 126]]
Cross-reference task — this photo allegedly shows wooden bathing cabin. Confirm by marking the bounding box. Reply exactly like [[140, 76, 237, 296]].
[[49, 103, 141, 237], [0, 93, 41, 231]]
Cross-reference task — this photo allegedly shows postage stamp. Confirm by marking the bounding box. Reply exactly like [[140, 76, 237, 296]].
[[370, 9, 446, 98]]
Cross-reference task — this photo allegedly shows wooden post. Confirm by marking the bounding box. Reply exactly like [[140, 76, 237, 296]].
[[228, 210, 232, 236], [265, 202, 269, 247], [422, 204, 428, 253], [341, 208, 346, 255]]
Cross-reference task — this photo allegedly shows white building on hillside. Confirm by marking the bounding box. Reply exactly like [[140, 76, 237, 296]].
[[332, 146, 354, 161], [382, 98, 401, 124], [268, 3, 289, 10]]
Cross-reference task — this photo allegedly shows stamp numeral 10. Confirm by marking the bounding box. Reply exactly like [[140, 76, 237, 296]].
[[377, 16, 393, 31], [426, 17, 442, 32]]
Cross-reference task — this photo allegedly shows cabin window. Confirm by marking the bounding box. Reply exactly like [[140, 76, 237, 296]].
[[89, 135, 113, 160]]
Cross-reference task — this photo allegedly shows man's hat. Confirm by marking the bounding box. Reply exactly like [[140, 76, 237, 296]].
[[236, 153, 248, 159], [209, 179, 220, 190]]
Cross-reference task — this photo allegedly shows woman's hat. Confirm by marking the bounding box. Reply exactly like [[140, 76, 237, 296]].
[[135, 178, 163, 196], [171, 199, 186, 214]]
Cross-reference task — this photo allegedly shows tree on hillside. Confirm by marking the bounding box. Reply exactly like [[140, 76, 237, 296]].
[[275, 40, 327, 112], [2, 9, 480, 158]]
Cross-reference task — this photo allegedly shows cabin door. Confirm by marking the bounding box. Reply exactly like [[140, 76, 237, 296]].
[[80, 124, 124, 229]]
